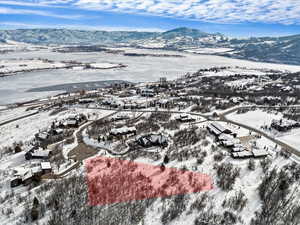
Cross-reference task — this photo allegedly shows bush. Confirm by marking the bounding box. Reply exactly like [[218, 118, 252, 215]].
[[162, 120, 179, 130], [189, 193, 209, 213], [65, 137, 75, 145], [161, 195, 188, 225], [222, 190, 248, 212], [260, 158, 272, 173], [251, 168, 300, 225], [215, 162, 241, 191], [248, 159, 256, 171], [214, 152, 225, 162]]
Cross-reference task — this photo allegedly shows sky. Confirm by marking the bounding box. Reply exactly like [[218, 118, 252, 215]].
[[0, 0, 300, 37]]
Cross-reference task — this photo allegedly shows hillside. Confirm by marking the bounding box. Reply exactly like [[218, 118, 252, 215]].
[[1, 27, 300, 65]]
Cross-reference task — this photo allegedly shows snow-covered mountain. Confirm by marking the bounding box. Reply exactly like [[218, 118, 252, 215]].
[[1, 27, 300, 65]]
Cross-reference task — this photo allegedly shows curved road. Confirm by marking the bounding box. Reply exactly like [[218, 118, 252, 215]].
[[78, 105, 300, 158]]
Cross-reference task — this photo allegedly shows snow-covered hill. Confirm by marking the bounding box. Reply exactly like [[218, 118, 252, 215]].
[[1, 27, 300, 65]]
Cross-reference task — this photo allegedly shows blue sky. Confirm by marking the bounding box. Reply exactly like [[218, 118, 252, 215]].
[[1, 0, 300, 37]]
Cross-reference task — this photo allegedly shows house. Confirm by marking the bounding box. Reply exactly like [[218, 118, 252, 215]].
[[136, 134, 168, 148], [231, 151, 253, 159], [124, 103, 139, 109], [271, 119, 300, 132], [31, 166, 43, 177], [175, 114, 196, 123], [51, 128, 63, 136], [36, 131, 49, 141], [78, 98, 94, 104], [231, 144, 247, 152], [252, 149, 269, 158], [111, 113, 130, 121], [110, 126, 137, 137], [41, 162, 52, 174], [207, 122, 236, 137], [25, 149, 51, 160], [22, 171, 34, 186], [64, 114, 87, 128], [159, 77, 167, 85], [10, 176, 22, 188], [65, 119, 79, 128], [141, 88, 155, 97]]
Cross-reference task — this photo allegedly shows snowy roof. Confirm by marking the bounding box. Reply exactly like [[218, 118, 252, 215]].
[[32, 150, 51, 157], [31, 166, 42, 174], [252, 149, 269, 157], [232, 146, 246, 152], [79, 98, 94, 102], [54, 128, 64, 134], [22, 170, 33, 181], [218, 134, 235, 141], [223, 139, 240, 147], [207, 124, 222, 136], [210, 122, 228, 133], [68, 114, 79, 120], [38, 132, 48, 140], [66, 119, 77, 125], [232, 151, 253, 158], [137, 134, 167, 146], [149, 134, 167, 144], [41, 162, 52, 170], [111, 126, 136, 135]]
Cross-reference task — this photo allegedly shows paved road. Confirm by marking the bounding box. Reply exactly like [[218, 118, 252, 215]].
[[221, 104, 300, 117], [42, 104, 300, 179], [81, 105, 300, 158], [75, 105, 210, 119]]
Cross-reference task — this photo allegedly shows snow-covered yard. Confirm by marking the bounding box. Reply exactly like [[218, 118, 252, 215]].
[[227, 109, 282, 130], [278, 128, 300, 150]]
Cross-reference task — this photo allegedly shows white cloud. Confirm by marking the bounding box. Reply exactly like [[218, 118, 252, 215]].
[[72, 0, 300, 25], [2, 0, 300, 25], [0, 21, 165, 32], [0, 6, 83, 19]]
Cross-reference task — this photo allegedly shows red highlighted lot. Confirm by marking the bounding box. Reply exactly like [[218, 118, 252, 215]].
[[85, 156, 213, 206]]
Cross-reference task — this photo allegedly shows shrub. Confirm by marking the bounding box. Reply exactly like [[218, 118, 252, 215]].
[[248, 159, 256, 171], [215, 162, 241, 191]]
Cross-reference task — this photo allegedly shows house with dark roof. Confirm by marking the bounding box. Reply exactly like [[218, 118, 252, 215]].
[[136, 134, 168, 148]]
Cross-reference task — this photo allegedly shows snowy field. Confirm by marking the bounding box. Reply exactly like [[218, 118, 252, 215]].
[[227, 109, 300, 152], [184, 47, 234, 54], [0, 58, 66, 74], [1, 47, 300, 104], [227, 109, 283, 129], [0, 107, 36, 124], [0, 107, 113, 149], [90, 62, 122, 69], [0, 40, 40, 52], [278, 128, 300, 150]]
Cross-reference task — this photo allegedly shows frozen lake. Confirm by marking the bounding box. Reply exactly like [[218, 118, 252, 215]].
[[1, 48, 300, 104]]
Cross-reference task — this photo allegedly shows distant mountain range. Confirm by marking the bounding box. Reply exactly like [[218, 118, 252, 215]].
[[1, 27, 300, 65]]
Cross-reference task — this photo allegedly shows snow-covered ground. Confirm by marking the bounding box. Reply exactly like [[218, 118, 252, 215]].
[[0, 58, 66, 74], [1, 48, 300, 104], [0, 107, 37, 123], [278, 128, 300, 150], [0, 102, 298, 225], [227, 109, 300, 152], [0, 110, 52, 148], [227, 109, 282, 130], [184, 47, 234, 54], [90, 62, 123, 69], [0, 40, 42, 52]]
